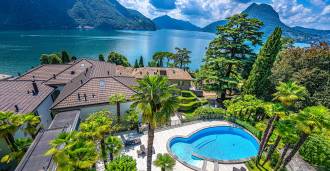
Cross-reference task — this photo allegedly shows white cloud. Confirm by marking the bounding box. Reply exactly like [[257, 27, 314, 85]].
[[118, 0, 330, 29], [321, 5, 330, 15]]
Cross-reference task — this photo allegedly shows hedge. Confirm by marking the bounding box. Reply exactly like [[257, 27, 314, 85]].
[[299, 134, 330, 169], [181, 90, 197, 98], [234, 119, 262, 139]]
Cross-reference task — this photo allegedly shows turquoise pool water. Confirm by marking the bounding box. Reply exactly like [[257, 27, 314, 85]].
[[169, 126, 259, 167]]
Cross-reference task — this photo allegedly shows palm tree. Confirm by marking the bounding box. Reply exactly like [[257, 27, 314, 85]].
[[79, 111, 113, 170], [109, 93, 127, 123], [1, 138, 32, 164], [273, 118, 298, 171], [280, 106, 330, 170], [132, 75, 179, 171], [46, 132, 99, 171], [153, 153, 176, 171], [256, 103, 285, 163], [257, 82, 307, 164], [272, 81, 307, 108], [23, 113, 40, 138], [0, 111, 23, 151], [105, 136, 123, 161]]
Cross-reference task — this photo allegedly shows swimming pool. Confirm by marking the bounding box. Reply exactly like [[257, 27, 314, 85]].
[[168, 125, 259, 168]]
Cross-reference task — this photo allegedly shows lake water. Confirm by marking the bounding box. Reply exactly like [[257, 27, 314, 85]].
[[0, 29, 215, 75]]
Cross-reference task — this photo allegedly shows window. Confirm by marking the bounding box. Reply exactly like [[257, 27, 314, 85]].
[[100, 80, 106, 88]]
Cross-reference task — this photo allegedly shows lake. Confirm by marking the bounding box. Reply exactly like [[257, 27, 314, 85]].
[[0, 29, 215, 75]]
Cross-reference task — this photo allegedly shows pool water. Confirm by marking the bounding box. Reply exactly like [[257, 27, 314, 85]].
[[169, 126, 259, 167]]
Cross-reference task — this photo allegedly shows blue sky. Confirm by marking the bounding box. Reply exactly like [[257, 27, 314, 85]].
[[118, 0, 330, 30]]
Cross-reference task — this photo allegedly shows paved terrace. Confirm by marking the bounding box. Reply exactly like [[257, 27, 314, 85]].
[[121, 121, 247, 171]]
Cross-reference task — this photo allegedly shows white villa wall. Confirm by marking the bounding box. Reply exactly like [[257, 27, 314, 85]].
[[79, 102, 133, 120], [35, 95, 54, 128]]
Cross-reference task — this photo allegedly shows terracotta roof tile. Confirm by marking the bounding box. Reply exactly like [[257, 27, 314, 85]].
[[16, 65, 71, 81], [131, 67, 192, 80], [0, 81, 54, 114]]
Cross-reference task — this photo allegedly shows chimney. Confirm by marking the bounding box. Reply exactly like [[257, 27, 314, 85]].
[[83, 94, 87, 101], [14, 105, 19, 112], [53, 74, 56, 79], [80, 80, 83, 84], [32, 80, 39, 95], [78, 93, 81, 101]]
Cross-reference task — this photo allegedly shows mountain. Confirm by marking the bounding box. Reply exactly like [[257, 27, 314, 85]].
[[202, 20, 227, 32], [202, 3, 330, 43], [0, 0, 155, 30], [153, 15, 201, 31]]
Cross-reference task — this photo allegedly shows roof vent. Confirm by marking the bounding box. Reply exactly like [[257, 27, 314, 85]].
[[14, 105, 19, 112], [107, 71, 110, 75], [83, 94, 87, 101], [160, 70, 167, 76], [53, 74, 56, 79], [80, 80, 83, 84], [17, 72, 21, 76], [71, 71, 75, 75], [32, 80, 39, 95]]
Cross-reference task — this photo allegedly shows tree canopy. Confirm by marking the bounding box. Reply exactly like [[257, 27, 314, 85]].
[[108, 52, 131, 67], [271, 43, 330, 108], [243, 27, 283, 99]]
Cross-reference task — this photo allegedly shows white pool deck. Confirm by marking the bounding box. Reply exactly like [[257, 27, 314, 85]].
[[121, 121, 248, 171]]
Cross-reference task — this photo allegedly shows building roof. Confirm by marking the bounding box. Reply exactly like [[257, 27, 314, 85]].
[[130, 67, 193, 81], [16, 64, 71, 81], [0, 81, 54, 114], [45, 60, 93, 85], [15, 110, 80, 171], [51, 61, 137, 110]]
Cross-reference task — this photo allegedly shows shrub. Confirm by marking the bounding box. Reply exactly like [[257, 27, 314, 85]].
[[234, 119, 262, 139], [179, 101, 202, 112], [106, 155, 137, 171], [181, 90, 197, 98], [299, 134, 330, 169], [192, 106, 226, 119]]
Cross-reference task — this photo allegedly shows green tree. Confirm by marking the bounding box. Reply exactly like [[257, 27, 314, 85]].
[[99, 54, 105, 61], [280, 106, 330, 170], [40, 54, 50, 64], [205, 13, 263, 78], [271, 43, 330, 108], [106, 155, 137, 171], [139, 56, 144, 67], [132, 75, 179, 171], [105, 136, 123, 161], [108, 52, 130, 67], [79, 111, 113, 166], [124, 109, 139, 131], [46, 132, 98, 171], [1, 138, 32, 164], [61, 51, 71, 63], [109, 94, 127, 123], [49, 54, 62, 64], [134, 59, 139, 68], [243, 27, 282, 99], [199, 57, 242, 101], [173, 47, 191, 70], [153, 153, 176, 171], [153, 52, 175, 67]]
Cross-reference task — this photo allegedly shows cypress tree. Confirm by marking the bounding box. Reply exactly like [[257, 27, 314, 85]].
[[61, 51, 71, 63], [243, 27, 282, 99], [134, 59, 139, 68], [139, 56, 144, 67], [99, 54, 105, 61]]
